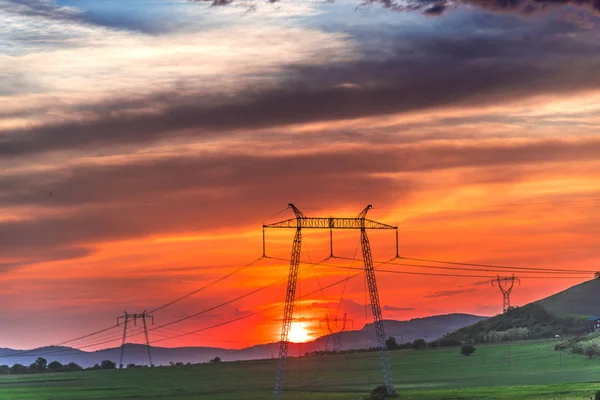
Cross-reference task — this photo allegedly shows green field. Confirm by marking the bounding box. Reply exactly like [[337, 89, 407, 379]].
[[2, 339, 600, 399]]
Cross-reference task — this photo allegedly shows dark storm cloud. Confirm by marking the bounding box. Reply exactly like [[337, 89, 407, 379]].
[[2, 20, 600, 157], [1, 136, 600, 259], [364, 0, 600, 16], [3, 137, 600, 210], [424, 288, 477, 298]]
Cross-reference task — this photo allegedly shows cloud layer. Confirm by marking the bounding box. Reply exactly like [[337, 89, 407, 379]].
[[1, 0, 599, 349]]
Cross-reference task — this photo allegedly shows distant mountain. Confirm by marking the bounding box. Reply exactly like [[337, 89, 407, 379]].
[[537, 279, 600, 316], [310, 313, 487, 350], [0, 313, 484, 367]]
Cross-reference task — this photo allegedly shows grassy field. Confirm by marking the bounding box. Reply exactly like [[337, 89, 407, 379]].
[[1, 339, 600, 399]]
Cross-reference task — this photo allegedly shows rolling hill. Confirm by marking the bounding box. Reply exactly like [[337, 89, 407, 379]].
[[435, 280, 600, 345], [537, 279, 600, 316], [434, 303, 589, 344]]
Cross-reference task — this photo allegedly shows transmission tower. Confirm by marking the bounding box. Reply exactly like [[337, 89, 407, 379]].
[[491, 275, 520, 313], [319, 313, 353, 351], [264, 204, 398, 399], [117, 311, 154, 368]]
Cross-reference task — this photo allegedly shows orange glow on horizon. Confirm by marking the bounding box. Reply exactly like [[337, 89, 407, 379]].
[[288, 322, 311, 343]]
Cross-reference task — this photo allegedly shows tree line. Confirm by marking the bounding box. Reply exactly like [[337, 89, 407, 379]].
[[0, 357, 119, 375]]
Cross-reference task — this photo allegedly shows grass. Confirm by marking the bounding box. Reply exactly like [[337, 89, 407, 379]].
[[538, 279, 600, 316], [1, 339, 600, 399]]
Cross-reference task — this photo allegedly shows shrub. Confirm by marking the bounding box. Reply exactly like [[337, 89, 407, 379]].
[[554, 341, 569, 351], [366, 385, 398, 399], [461, 345, 476, 357]]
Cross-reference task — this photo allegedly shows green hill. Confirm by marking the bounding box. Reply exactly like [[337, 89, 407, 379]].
[[433, 303, 589, 345], [537, 279, 600, 316]]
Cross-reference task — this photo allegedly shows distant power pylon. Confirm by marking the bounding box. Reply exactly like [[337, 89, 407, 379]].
[[491, 275, 520, 313], [264, 204, 398, 399], [319, 313, 354, 351], [117, 311, 154, 368]]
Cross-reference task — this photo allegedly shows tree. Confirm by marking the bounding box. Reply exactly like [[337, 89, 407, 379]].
[[65, 362, 82, 371], [10, 364, 28, 374], [100, 360, 117, 369], [0, 365, 9, 375], [461, 344, 476, 357], [35, 357, 47, 371], [385, 337, 398, 350], [412, 339, 427, 350], [47, 361, 63, 372], [127, 363, 137, 369], [209, 356, 221, 363]]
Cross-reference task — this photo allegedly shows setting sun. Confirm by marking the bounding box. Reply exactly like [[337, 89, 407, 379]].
[[288, 323, 310, 343]]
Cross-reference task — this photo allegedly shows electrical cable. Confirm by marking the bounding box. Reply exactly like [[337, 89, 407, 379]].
[[148, 269, 367, 345], [148, 257, 264, 314], [395, 256, 597, 274], [267, 256, 589, 280]]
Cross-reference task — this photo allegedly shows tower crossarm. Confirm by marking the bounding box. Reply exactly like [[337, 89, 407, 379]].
[[264, 217, 396, 230]]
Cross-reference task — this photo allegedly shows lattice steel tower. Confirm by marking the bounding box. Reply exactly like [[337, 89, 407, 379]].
[[492, 275, 520, 313], [320, 313, 353, 351], [117, 311, 154, 368], [264, 204, 397, 399]]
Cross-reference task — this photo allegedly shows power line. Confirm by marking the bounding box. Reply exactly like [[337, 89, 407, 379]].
[[267, 257, 590, 280], [21, 257, 342, 354], [0, 325, 121, 360], [0, 256, 266, 359], [397, 256, 597, 274], [149, 269, 367, 345], [334, 256, 595, 275], [148, 257, 263, 314]]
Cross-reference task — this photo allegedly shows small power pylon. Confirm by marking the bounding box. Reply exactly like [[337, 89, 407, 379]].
[[491, 275, 520, 313], [264, 204, 398, 399], [319, 313, 353, 351], [117, 311, 154, 368]]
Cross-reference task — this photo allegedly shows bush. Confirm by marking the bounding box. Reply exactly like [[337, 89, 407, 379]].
[[595, 390, 600, 400], [386, 337, 398, 350], [461, 345, 476, 357], [583, 340, 600, 358], [554, 341, 569, 351], [366, 385, 398, 399]]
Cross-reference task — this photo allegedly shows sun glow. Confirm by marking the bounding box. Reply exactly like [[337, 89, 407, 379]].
[[288, 323, 310, 343]]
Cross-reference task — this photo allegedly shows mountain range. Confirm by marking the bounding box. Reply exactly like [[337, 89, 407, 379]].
[[0, 313, 485, 367]]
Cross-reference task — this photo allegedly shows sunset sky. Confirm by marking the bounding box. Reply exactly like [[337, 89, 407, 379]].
[[1, 0, 600, 351]]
